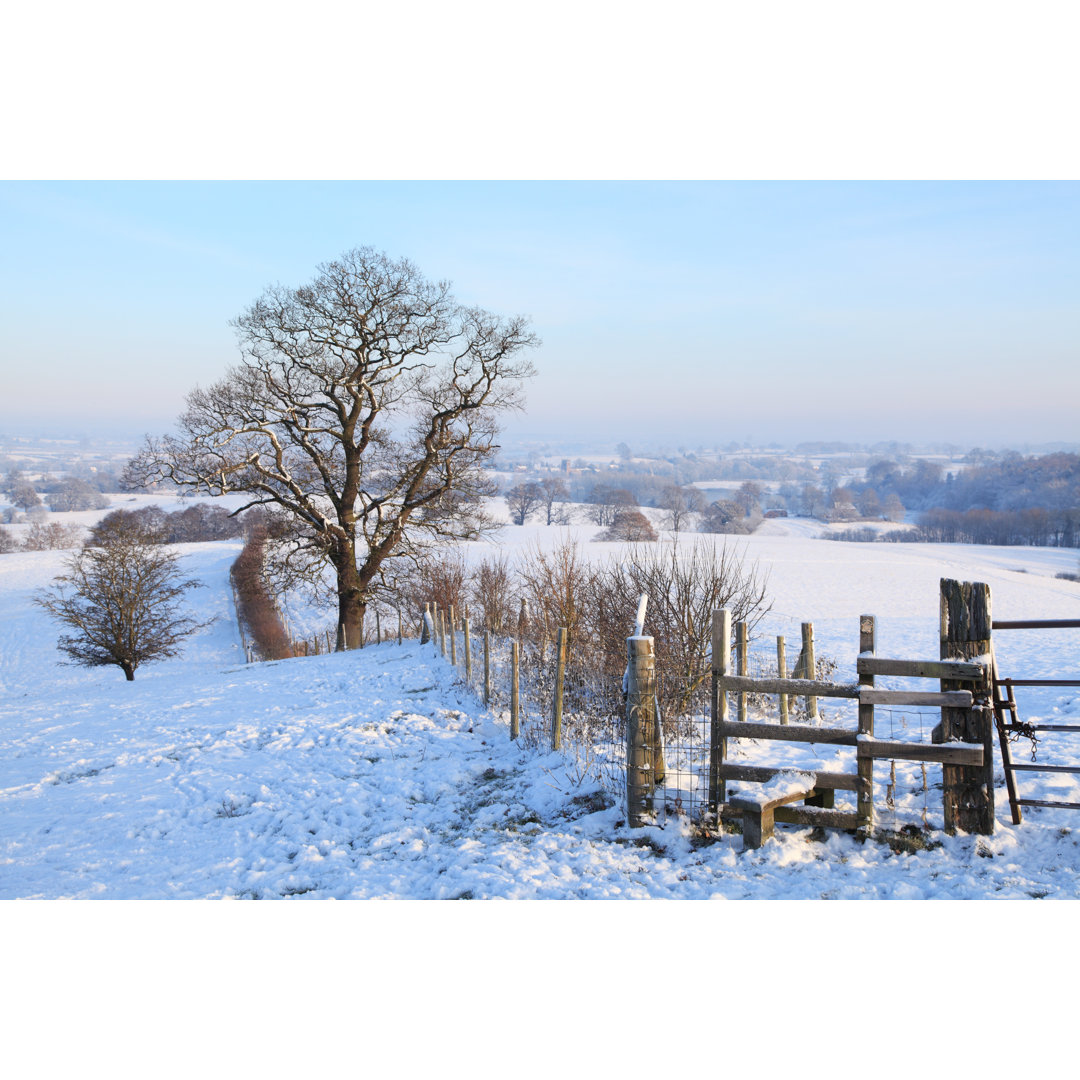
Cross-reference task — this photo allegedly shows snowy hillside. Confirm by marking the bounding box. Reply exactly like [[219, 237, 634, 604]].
[[4, 514, 1080, 899]]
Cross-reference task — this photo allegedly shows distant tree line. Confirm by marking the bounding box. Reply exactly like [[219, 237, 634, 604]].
[[88, 504, 248, 546], [827, 507, 1080, 548]]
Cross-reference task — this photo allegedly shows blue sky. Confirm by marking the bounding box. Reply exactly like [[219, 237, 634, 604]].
[[2, 180, 1078, 448]]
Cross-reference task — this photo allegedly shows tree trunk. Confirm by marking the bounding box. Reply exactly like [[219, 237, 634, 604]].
[[122, 661, 135, 681], [333, 549, 366, 650]]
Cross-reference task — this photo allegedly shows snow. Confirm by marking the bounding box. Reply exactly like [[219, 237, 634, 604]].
[[5, 515, 1080, 901], [729, 770, 817, 810]]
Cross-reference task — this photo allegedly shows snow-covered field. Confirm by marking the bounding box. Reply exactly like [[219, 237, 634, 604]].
[[4, 508, 1080, 901]]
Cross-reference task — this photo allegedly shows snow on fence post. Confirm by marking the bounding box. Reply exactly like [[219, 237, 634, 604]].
[[777, 635, 789, 724], [551, 626, 567, 750], [736, 621, 749, 722], [464, 617, 473, 684], [511, 641, 520, 740], [857, 614, 876, 836], [626, 633, 659, 827], [708, 609, 731, 811], [421, 603, 432, 645], [485, 629, 493, 702], [939, 579, 995, 835]]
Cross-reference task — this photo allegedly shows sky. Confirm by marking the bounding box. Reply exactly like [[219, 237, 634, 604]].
[[2, 179, 1078, 449]]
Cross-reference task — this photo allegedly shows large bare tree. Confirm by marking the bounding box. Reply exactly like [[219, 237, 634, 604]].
[[126, 248, 538, 648]]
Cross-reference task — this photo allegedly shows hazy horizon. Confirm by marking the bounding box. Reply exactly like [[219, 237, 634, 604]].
[[3, 180, 1078, 448]]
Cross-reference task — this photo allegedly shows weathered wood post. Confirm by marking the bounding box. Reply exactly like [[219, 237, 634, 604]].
[[449, 604, 457, 666], [736, 620, 749, 722], [626, 633, 659, 827], [802, 621, 819, 720], [421, 603, 432, 645], [463, 617, 473, 684], [857, 614, 876, 836], [940, 579, 995, 835], [777, 635, 789, 724], [375, 609, 381, 646], [398, 608, 403, 646], [439, 608, 447, 658], [551, 626, 567, 750], [510, 641, 520, 740], [708, 609, 732, 811], [483, 630, 491, 706]]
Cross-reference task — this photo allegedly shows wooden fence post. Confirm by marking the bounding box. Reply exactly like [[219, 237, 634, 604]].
[[398, 608, 403, 646], [551, 626, 567, 750], [857, 614, 876, 836], [449, 605, 457, 666], [464, 618, 473, 684], [439, 609, 447, 658], [736, 620, 748, 722], [626, 634, 659, 827], [709, 609, 732, 811], [777, 635, 789, 724], [939, 579, 995, 835], [802, 622, 819, 720], [510, 641, 520, 740], [484, 630, 491, 706], [421, 604, 431, 645], [375, 609, 381, 645]]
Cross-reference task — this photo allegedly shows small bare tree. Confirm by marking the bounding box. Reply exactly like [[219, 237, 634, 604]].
[[506, 481, 544, 525], [539, 477, 570, 525], [471, 552, 516, 633], [33, 518, 211, 681]]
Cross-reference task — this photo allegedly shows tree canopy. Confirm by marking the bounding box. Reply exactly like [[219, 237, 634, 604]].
[[126, 248, 537, 647]]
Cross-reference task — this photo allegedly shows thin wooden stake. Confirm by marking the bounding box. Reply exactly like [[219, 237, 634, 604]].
[[376, 609, 381, 645], [802, 622, 819, 720], [464, 618, 472, 684], [552, 626, 567, 750], [449, 604, 457, 666], [484, 630, 491, 706], [857, 614, 876, 836], [511, 641, 520, 740], [777, 635, 789, 724], [736, 620, 748, 722], [708, 609, 731, 811]]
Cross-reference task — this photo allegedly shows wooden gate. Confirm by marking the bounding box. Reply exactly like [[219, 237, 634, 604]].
[[990, 618, 1080, 823]]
